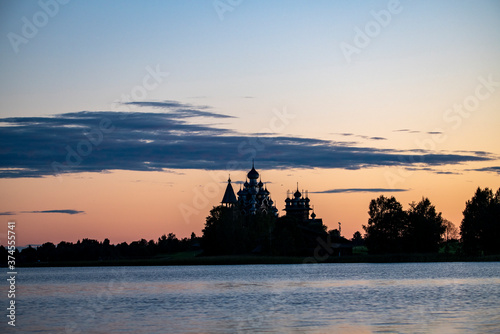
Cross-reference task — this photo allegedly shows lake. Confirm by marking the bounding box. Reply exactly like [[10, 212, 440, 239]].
[[3, 262, 500, 333]]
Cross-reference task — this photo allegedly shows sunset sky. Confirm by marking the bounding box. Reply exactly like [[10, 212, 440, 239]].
[[1, 0, 499, 246]]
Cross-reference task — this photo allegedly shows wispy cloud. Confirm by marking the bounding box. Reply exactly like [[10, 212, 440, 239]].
[[456, 150, 490, 156], [0, 211, 16, 216], [434, 171, 462, 175], [333, 133, 387, 141], [312, 188, 409, 194], [124, 100, 235, 119], [0, 100, 494, 178], [393, 129, 420, 133], [393, 129, 443, 135], [467, 166, 500, 174], [22, 209, 85, 215], [404, 167, 462, 175]]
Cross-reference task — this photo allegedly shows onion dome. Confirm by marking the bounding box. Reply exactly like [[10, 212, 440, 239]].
[[293, 182, 301, 198], [244, 179, 249, 187], [247, 161, 259, 180], [247, 166, 259, 180], [258, 179, 264, 188]]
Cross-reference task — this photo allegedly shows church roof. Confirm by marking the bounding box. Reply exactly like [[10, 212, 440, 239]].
[[246, 160, 259, 180], [221, 177, 237, 204], [247, 166, 259, 179]]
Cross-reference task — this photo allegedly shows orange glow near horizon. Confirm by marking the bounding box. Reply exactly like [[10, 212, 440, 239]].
[[1, 0, 500, 252], [1, 165, 497, 247]]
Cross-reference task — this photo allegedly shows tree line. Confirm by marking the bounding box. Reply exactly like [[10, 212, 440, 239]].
[[362, 187, 500, 255], [0, 233, 201, 265], [1, 186, 498, 265]]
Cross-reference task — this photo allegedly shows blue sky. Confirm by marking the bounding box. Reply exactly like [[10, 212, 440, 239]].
[[2, 0, 499, 164], [2, 1, 499, 123], [1, 0, 499, 244]]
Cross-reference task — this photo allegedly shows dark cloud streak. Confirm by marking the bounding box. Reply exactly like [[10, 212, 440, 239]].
[[22, 209, 85, 215], [312, 188, 409, 194], [468, 166, 500, 174], [0, 101, 494, 178], [1, 209, 85, 215], [0, 211, 16, 216]]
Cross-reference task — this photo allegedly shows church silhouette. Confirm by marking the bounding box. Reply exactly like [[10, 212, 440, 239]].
[[221, 163, 321, 224]]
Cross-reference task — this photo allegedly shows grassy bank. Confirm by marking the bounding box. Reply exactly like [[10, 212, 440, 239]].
[[15, 251, 500, 267]]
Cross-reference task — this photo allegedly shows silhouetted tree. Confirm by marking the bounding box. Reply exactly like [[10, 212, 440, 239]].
[[247, 211, 276, 254], [202, 205, 247, 255], [404, 198, 445, 253], [129, 238, 150, 257], [20, 245, 37, 263], [442, 219, 459, 241], [461, 187, 500, 255], [329, 229, 340, 239], [100, 238, 114, 259], [0, 246, 9, 266], [116, 241, 129, 257], [351, 231, 364, 246], [272, 215, 305, 256], [363, 195, 407, 253], [37, 242, 56, 262], [77, 239, 101, 260]]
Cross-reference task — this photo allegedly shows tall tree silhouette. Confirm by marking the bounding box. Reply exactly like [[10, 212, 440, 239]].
[[461, 187, 500, 255], [405, 198, 445, 253], [442, 219, 459, 241], [363, 195, 406, 253], [202, 206, 247, 255]]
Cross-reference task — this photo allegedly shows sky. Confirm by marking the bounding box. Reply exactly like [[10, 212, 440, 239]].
[[1, 0, 499, 246]]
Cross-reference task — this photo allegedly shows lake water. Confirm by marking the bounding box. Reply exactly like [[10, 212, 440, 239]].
[[3, 262, 500, 333]]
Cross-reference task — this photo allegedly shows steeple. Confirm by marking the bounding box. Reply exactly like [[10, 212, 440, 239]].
[[221, 175, 237, 206]]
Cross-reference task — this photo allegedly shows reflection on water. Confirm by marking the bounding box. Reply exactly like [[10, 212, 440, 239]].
[[4, 262, 500, 333]]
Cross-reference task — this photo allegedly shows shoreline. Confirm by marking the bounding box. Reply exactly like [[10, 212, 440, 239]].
[[12, 253, 500, 268]]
